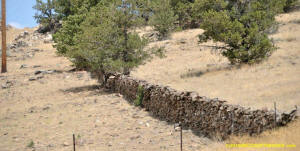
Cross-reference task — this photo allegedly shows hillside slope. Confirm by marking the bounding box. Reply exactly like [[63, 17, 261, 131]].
[[0, 9, 299, 151], [132, 10, 300, 113], [0, 26, 221, 151]]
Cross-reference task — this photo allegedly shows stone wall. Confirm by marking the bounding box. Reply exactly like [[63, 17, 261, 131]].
[[96, 72, 297, 139]]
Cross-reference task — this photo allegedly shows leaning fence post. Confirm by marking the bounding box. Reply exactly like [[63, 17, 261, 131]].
[[180, 123, 183, 151], [73, 134, 76, 151]]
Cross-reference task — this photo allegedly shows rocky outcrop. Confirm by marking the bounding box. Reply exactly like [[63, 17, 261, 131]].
[[97, 72, 297, 139]]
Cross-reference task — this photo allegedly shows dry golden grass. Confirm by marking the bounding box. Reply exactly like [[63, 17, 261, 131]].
[[1, 6, 299, 151], [132, 10, 300, 113], [203, 119, 300, 151], [132, 7, 300, 151]]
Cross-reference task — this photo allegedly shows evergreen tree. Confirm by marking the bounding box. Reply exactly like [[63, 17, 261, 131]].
[[65, 1, 150, 76], [197, 0, 287, 64], [149, 0, 178, 39], [33, 0, 57, 32]]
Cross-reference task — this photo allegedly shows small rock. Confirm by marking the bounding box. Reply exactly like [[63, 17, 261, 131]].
[[1, 81, 13, 89], [33, 65, 41, 68], [44, 34, 53, 43], [20, 64, 28, 69], [63, 142, 69, 146], [34, 70, 43, 75], [130, 135, 141, 140], [28, 106, 37, 113], [29, 75, 44, 81], [34, 70, 56, 75], [146, 123, 150, 127], [45, 70, 56, 74], [32, 48, 42, 52], [14, 31, 29, 41], [178, 38, 186, 44], [43, 106, 50, 110], [29, 77, 37, 81], [15, 41, 29, 48]]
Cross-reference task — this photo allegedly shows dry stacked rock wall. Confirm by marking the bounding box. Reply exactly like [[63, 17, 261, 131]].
[[97, 73, 297, 139]]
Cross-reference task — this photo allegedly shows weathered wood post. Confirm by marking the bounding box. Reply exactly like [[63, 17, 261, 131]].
[[1, 0, 7, 73]]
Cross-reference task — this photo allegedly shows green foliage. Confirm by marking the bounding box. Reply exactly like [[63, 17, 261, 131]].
[[33, 0, 57, 30], [284, 0, 298, 12], [27, 140, 34, 148], [53, 11, 87, 55], [192, 0, 227, 21], [51, 0, 294, 70], [151, 46, 166, 58], [53, 0, 102, 55], [63, 1, 150, 74], [134, 86, 144, 106], [149, 0, 178, 39], [55, 0, 103, 19], [170, 0, 195, 29], [197, 0, 288, 64]]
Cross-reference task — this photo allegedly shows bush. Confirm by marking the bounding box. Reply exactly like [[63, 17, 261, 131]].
[[65, 1, 150, 75], [149, 0, 178, 39], [197, 0, 288, 64], [171, 0, 195, 29], [27, 140, 34, 148], [134, 86, 144, 106], [53, 0, 101, 54], [53, 12, 87, 55]]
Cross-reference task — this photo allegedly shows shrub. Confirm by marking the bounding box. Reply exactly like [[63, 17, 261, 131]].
[[66, 1, 150, 75], [171, 0, 195, 29], [134, 86, 144, 106], [53, 0, 103, 54], [197, 0, 287, 64], [149, 0, 178, 39], [55, 0, 103, 19], [53, 12, 87, 55], [27, 140, 34, 148]]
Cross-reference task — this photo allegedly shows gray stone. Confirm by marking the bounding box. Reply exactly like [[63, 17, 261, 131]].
[[20, 64, 28, 69], [62, 142, 69, 146], [29, 75, 44, 81], [44, 34, 53, 43], [1, 81, 13, 89]]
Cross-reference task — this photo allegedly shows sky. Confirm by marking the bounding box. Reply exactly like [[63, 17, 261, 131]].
[[0, 0, 37, 28]]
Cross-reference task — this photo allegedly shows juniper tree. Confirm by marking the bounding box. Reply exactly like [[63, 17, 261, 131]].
[[149, 0, 178, 39], [67, 1, 150, 77], [53, 0, 102, 54], [197, 0, 288, 64], [33, 0, 57, 32]]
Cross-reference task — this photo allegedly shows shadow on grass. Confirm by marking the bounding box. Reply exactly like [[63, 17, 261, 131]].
[[64, 85, 100, 93], [180, 64, 241, 79], [61, 84, 113, 96]]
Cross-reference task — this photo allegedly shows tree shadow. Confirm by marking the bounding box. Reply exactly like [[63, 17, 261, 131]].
[[180, 64, 240, 78], [63, 85, 100, 93], [61, 84, 113, 95]]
